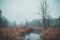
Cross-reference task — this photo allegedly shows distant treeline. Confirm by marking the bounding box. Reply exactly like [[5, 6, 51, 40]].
[[20, 17, 60, 27], [0, 9, 60, 28]]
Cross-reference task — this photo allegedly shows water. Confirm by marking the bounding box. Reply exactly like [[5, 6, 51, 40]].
[[24, 33, 41, 40]]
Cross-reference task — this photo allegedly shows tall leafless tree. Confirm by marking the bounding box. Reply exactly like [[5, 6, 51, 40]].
[[37, 1, 49, 28]]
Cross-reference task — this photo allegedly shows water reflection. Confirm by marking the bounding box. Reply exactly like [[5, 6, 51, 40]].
[[25, 33, 40, 40]]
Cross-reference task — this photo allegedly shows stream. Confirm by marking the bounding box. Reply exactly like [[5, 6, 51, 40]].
[[24, 33, 41, 40]]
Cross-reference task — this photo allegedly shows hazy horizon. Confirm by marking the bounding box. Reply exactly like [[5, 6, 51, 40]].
[[0, 0, 60, 24]]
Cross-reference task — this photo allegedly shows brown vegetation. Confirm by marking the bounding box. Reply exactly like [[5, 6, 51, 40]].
[[0, 27, 33, 40], [41, 27, 60, 40]]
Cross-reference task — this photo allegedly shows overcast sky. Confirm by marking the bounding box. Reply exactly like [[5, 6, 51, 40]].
[[0, 0, 60, 24]]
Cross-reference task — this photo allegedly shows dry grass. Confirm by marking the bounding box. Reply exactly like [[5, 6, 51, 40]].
[[41, 27, 60, 40], [0, 27, 33, 40]]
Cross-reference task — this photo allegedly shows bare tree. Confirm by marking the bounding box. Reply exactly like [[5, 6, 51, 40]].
[[46, 15, 51, 27], [37, 1, 49, 28]]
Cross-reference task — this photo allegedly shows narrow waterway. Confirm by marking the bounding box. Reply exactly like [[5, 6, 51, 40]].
[[24, 33, 41, 40]]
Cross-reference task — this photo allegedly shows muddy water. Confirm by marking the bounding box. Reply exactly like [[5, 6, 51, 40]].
[[24, 33, 41, 40]]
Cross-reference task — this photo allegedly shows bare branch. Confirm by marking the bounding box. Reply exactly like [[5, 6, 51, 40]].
[[36, 12, 42, 15]]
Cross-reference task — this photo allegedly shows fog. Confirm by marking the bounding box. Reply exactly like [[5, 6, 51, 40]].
[[0, 0, 60, 24]]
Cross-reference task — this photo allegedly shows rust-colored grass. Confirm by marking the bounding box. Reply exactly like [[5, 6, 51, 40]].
[[41, 27, 60, 40], [0, 27, 33, 40]]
